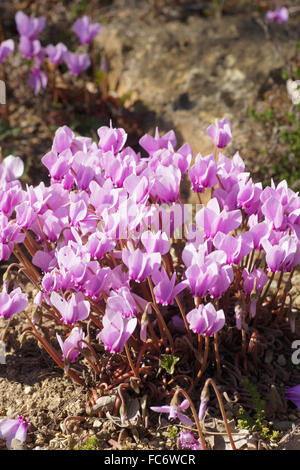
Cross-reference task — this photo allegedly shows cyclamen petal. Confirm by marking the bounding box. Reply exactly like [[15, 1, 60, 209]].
[[46, 43, 67, 65], [19, 36, 42, 59], [97, 309, 137, 353], [50, 291, 90, 324], [187, 303, 225, 336], [122, 247, 161, 283], [28, 67, 48, 95], [179, 431, 202, 450], [0, 283, 28, 319], [73, 16, 101, 44], [0, 416, 30, 449], [139, 127, 177, 155], [206, 118, 232, 148], [242, 268, 268, 295], [1, 155, 24, 181], [15, 11, 46, 39], [196, 198, 242, 239], [56, 326, 86, 362], [0, 39, 14, 64], [141, 230, 170, 255], [285, 385, 300, 409], [97, 124, 127, 154], [64, 52, 91, 75], [188, 153, 218, 193], [266, 7, 289, 24]]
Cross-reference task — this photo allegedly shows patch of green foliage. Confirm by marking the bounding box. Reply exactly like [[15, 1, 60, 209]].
[[169, 426, 179, 439], [268, 108, 300, 188], [237, 379, 280, 442], [159, 354, 180, 375], [0, 120, 21, 141], [247, 106, 274, 122], [74, 435, 101, 450], [248, 103, 300, 189], [69, 116, 102, 139]]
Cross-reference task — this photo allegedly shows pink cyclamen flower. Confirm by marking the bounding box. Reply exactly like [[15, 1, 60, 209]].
[[213, 231, 253, 265], [105, 286, 140, 319], [196, 197, 242, 239], [15, 201, 37, 229], [46, 43, 67, 65], [261, 196, 285, 230], [151, 398, 193, 426], [188, 153, 218, 193], [51, 125, 74, 154], [149, 142, 193, 176], [179, 431, 202, 450], [185, 261, 219, 298], [141, 230, 170, 255], [73, 16, 101, 44], [18, 36, 42, 59], [15, 11, 46, 40], [1, 155, 24, 181], [262, 234, 300, 273], [97, 123, 127, 154], [150, 163, 182, 204], [28, 67, 48, 95], [122, 247, 161, 283], [56, 326, 86, 363], [85, 231, 116, 259], [139, 127, 177, 156], [206, 118, 232, 148], [152, 268, 188, 306], [64, 51, 91, 76], [198, 390, 209, 421], [42, 149, 73, 180], [0, 283, 28, 319], [237, 179, 262, 216], [0, 215, 25, 261], [266, 7, 289, 24], [0, 39, 14, 64], [285, 385, 300, 409], [97, 309, 137, 353], [50, 291, 90, 324], [242, 268, 268, 295], [0, 415, 30, 449], [186, 302, 225, 336]]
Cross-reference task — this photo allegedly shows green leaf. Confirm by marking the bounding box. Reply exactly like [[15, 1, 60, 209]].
[[159, 354, 180, 375], [95, 69, 105, 86]]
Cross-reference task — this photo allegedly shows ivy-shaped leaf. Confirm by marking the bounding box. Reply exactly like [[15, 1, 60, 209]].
[[159, 354, 180, 375]]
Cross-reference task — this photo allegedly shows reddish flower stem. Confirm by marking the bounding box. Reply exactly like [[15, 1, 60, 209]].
[[22, 313, 84, 386], [173, 387, 207, 450], [204, 378, 236, 450]]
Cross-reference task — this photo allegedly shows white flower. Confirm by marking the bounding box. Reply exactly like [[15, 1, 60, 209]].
[[287, 79, 300, 105]]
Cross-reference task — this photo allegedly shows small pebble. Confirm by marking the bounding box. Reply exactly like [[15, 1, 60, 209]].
[[93, 419, 102, 428], [6, 407, 15, 418]]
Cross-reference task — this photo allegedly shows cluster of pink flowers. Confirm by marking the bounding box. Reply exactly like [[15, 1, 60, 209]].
[[0, 117, 299, 360], [0, 11, 101, 95]]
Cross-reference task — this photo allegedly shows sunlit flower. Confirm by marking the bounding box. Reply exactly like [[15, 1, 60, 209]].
[[266, 7, 289, 24], [0, 416, 30, 449], [151, 397, 193, 426]]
